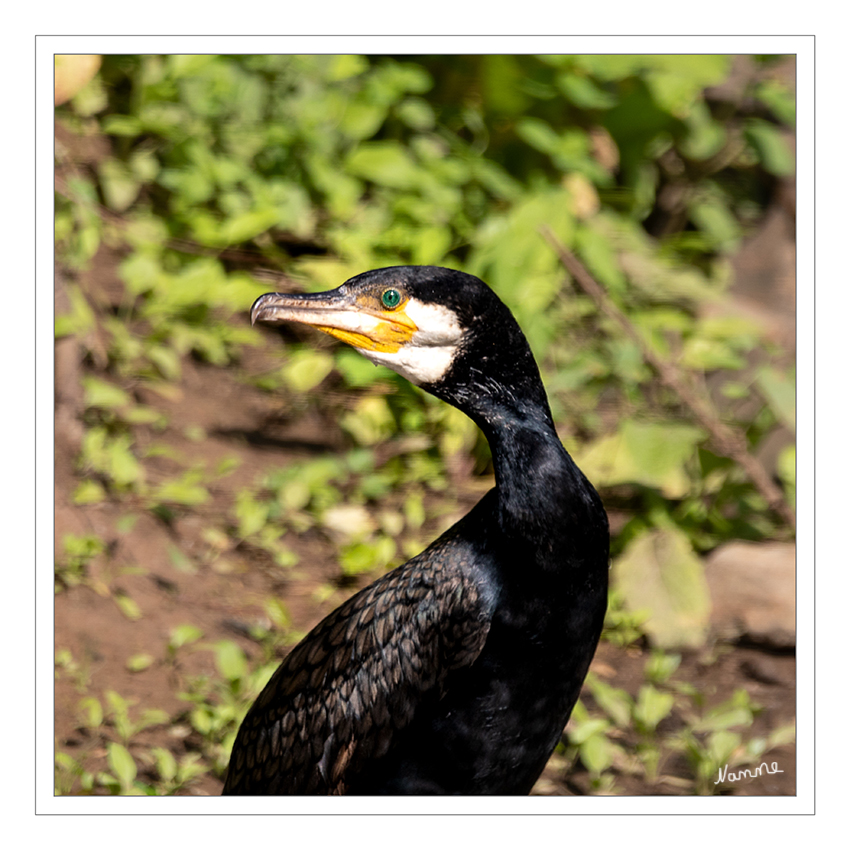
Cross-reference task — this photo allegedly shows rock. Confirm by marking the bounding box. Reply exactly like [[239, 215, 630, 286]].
[[704, 541, 795, 649]]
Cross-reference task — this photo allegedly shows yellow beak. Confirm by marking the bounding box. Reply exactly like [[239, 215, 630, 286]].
[[251, 288, 417, 353]]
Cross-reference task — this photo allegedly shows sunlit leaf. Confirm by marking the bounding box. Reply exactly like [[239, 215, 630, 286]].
[[114, 592, 142, 621], [613, 527, 711, 648], [155, 479, 211, 507], [346, 141, 422, 189], [215, 640, 247, 681], [72, 480, 106, 505], [280, 349, 335, 393], [575, 420, 703, 499], [234, 489, 269, 538], [169, 624, 204, 649], [634, 684, 675, 733], [107, 743, 137, 789], [755, 366, 795, 432], [557, 73, 617, 109], [98, 158, 141, 212], [744, 119, 795, 177], [126, 653, 154, 672]]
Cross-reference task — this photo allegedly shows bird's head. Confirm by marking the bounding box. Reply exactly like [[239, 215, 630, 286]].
[[251, 266, 548, 424], [253, 266, 501, 383]]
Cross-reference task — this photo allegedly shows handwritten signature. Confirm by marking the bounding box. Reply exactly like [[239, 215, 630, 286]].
[[715, 762, 784, 785]]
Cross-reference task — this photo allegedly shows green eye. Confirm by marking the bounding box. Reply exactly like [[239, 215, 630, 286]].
[[381, 288, 402, 309]]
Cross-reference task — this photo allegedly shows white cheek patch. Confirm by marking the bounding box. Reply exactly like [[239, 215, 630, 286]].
[[357, 300, 463, 386]]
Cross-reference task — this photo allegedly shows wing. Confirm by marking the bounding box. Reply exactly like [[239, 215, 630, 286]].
[[222, 543, 490, 794]]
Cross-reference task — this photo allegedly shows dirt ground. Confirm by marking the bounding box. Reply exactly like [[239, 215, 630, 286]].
[[54, 302, 796, 798]]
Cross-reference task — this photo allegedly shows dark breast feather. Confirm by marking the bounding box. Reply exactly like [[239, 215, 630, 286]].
[[222, 543, 490, 795]]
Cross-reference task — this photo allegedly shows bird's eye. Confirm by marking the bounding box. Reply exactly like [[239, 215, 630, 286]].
[[381, 289, 402, 309]]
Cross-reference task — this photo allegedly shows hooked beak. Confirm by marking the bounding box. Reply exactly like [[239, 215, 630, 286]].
[[251, 288, 417, 353]]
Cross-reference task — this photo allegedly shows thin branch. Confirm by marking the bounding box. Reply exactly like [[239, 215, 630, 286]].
[[541, 226, 795, 531]]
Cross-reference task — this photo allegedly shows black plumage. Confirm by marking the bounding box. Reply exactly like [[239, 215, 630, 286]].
[[223, 266, 609, 795]]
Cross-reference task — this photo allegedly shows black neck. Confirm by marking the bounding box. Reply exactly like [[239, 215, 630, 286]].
[[420, 294, 607, 557], [425, 343, 591, 540]]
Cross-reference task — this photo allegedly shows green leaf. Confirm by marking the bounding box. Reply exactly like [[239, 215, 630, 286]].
[[114, 592, 142, 621], [339, 537, 396, 575], [586, 675, 633, 729], [98, 158, 141, 212], [777, 445, 795, 510], [326, 54, 369, 81], [346, 141, 421, 189], [755, 366, 795, 432], [335, 348, 385, 388], [280, 349, 335, 393], [126, 653, 154, 672], [152, 747, 178, 782], [341, 396, 396, 446], [643, 55, 731, 117], [680, 338, 745, 371], [169, 624, 204, 650], [190, 706, 213, 736], [557, 73, 617, 109], [123, 405, 164, 425], [568, 716, 609, 746], [220, 208, 281, 244], [396, 97, 435, 131], [688, 196, 741, 254], [78, 696, 103, 728], [754, 79, 796, 126], [515, 116, 561, 154], [768, 722, 796, 749], [633, 684, 675, 733], [72, 480, 106, 505], [82, 376, 132, 410], [234, 489, 269, 538], [707, 729, 742, 766], [681, 102, 727, 161], [575, 420, 703, 499], [167, 543, 197, 574], [613, 527, 711, 648], [215, 640, 247, 681], [107, 742, 137, 789], [55, 284, 96, 338], [579, 732, 616, 776], [139, 708, 170, 730], [644, 650, 681, 684], [697, 689, 757, 733], [264, 598, 292, 631], [154, 479, 211, 507], [101, 114, 143, 136], [63, 533, 105, 563], [744, 119, 795, 176], [339, 101, 387, 140]]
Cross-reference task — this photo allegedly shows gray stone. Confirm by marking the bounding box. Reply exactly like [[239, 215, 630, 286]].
[[704, 541, 795, 648]]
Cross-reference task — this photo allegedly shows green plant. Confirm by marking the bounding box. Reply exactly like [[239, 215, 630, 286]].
[[175, 638, 279, 776], [566, 669, 794, 795], [55, 534, 106, 592]]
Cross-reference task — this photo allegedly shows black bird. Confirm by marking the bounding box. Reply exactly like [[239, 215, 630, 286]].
[[223, 266, 609, 795]]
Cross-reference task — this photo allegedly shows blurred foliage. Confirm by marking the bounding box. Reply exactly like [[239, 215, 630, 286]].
[[564, 669, 794, 795], [56, 52, 794, 632], [54, 54, 796, 795]]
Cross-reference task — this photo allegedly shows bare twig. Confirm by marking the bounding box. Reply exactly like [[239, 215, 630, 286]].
[[541, 226, 795, 531]]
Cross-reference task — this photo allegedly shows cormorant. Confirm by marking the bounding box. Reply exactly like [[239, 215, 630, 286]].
[[223, 266, 609, 795]]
